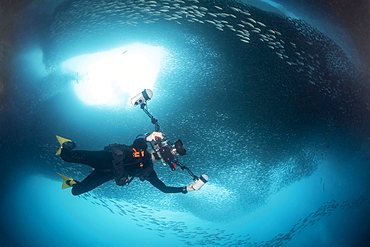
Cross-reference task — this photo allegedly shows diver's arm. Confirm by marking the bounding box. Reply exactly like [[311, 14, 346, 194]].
[[150, 151, 161, 162], [146, 170, 188, 194]]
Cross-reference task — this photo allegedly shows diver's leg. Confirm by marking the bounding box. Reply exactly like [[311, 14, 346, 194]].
[[61, 147, 112, 169], [71, 169, 114, 196]]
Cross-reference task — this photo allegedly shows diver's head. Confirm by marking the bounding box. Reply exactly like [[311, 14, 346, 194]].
[[132, 134, 148, 150]]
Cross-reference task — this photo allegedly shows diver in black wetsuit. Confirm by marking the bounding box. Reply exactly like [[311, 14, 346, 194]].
[[58, 132, 195, 196]]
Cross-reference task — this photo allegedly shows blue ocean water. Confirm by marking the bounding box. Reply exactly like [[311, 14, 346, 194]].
[[1, 0, 369, 246]]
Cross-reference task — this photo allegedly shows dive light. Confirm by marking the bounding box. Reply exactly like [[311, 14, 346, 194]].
[[192, 175, 209, 190], [131, 89, 153, 107]]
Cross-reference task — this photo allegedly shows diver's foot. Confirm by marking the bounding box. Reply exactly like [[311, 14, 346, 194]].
[[66, 179, 77, 187], [62, 141, 76, 150]]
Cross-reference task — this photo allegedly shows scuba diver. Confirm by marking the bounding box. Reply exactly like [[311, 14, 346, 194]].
[[56, 132, 197, 196], [57, 89, 208, 196]]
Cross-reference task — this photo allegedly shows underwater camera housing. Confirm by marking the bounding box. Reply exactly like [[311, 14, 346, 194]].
[[130, 89, 208, 190], [153, 138, 186, 171], [131, 89, 153, 107]]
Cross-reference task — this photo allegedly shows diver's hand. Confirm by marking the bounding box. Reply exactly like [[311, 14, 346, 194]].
[[187, 182, 197, 192], [146, 132, 164, 141]]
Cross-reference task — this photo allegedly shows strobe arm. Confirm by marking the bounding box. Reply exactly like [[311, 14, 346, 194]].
[[141, 104, 160, 132], [177, 162, 199, 181]]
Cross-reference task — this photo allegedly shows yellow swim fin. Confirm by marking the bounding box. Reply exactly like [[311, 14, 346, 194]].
[[57, 173, 76, 189], [55, 135, 72, 155]]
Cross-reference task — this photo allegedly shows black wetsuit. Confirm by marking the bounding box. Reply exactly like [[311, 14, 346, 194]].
[[60, 138, 187, 196]]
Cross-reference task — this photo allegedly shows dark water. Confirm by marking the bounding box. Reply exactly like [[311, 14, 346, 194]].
[[1, 0, 369, 246]]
